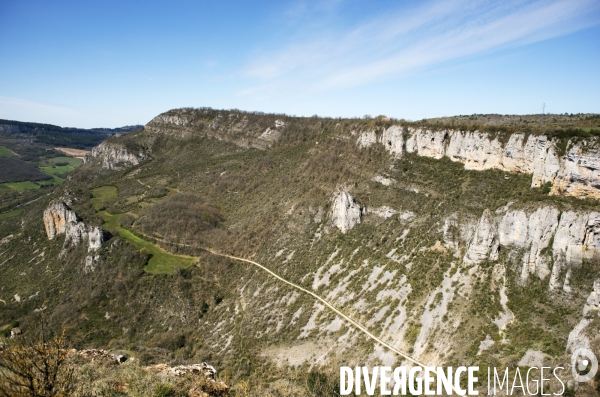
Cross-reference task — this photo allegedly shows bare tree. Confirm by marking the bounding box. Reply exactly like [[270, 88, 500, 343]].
[[0, 321, 74, 397]]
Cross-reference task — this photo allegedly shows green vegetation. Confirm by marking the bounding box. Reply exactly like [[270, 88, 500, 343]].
[[91, 185, 118, 210], [90, 184, 194, 274], [2, 181, 41, 191], [39, 156, 84, 184], [0, 157, 52, 184], [117, 227, 194, 274], [0, 145, 17, 157], [0, 209, 23, 219]]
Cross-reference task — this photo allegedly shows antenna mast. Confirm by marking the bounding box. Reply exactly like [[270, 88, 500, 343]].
[[541, 103, 545, 123]]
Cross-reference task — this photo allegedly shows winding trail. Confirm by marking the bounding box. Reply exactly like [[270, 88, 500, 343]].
[[206, 248, 433, 369], [139, 231, 433, 370]]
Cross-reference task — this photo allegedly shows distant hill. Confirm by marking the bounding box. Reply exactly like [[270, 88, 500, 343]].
[[0, 119, 142, 150]]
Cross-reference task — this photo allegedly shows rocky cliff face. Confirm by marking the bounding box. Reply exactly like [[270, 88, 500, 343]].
[[145, 109, 288, 150], [358, 127, 600, 199], [453, 204, 600, 289], [330, 191, 364, 233], [88, 141, 150, 170], [43, 201, 104, 264], [567, 279, 600, 355]]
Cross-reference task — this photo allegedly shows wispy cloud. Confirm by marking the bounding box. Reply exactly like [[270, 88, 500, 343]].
[[142, 74, 155, 81], [0, 95, 77, 123], [238, 0, 600, 97]]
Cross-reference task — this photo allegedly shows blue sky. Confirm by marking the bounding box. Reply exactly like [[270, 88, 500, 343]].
[[1, 0, 599, 128]]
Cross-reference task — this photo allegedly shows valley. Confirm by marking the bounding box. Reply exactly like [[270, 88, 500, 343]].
[[1, 109, 599, 395]]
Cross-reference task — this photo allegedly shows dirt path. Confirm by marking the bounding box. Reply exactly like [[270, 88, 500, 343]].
[[139, 232, 434, 370]]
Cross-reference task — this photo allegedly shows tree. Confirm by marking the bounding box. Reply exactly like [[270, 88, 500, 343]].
[[0, 322, 74, 397]]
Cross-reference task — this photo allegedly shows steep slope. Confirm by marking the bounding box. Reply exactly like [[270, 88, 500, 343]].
[[1, 108, 599, 394]]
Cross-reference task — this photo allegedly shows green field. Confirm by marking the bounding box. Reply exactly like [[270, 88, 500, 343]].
[[0, 209, 23, 219], [2, 181, 41, 191], [46, 156, 82, 167], [117, 227, 194, 274], [0, 146, 17, 157], [91, 185, 118, 209], [39, 156, 83, 184], [96, 205, 193, 274], [0, 156, 83, 193]]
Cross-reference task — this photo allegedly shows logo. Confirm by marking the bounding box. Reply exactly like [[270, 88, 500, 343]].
[[571, 348, 598, 383]]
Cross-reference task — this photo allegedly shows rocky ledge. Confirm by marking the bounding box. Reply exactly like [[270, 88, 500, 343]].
[[358, 127, 600, 199], [43, 201, 106, 271], [87, 141, 150, 170]]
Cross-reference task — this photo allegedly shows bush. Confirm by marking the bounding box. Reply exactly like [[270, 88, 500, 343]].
[[541, 181, 552, 194], [0, 327, 75, 397]]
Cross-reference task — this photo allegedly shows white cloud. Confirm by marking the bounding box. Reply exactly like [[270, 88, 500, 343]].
[[0, 95, 82, 126], [238, 0, 600, 97], [0, 96, 75, 117]]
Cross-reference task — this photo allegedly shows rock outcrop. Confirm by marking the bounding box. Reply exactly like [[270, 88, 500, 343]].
[[73, 349, 127, 364], [464, 209, 499, 264], [331, 191, 364, 233], [458, 205, 600, 288], [145, 109, 288, 150], [566, 279, 600, 355], [146, 363, 217, 379], [357, 127, 600, 199], [253, 120, 286, 149], [43, 201, 105, 260], [88, 142, 150, 170]]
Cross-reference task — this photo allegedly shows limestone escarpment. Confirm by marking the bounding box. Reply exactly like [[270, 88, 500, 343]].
[[358, 127, 600, 199], [43, 201, 105, 265], [88, 141, 150, 170], [145, 108, 288, 150], [452, 205, 600, 289], [330, 191, 364, 233], [566, 279, 600, 355]]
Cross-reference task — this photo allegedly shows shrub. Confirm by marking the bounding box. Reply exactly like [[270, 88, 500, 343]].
[[0, 328, 75, 397], [541, 181, 552, 194]]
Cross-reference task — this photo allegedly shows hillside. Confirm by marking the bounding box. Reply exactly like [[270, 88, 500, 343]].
[[0, 120, 143, 218], [1, 108, 599, 395]]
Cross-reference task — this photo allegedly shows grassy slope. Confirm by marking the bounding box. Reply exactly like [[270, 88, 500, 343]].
[[0, 145, 17, 157], [91, 186, 194, 274]]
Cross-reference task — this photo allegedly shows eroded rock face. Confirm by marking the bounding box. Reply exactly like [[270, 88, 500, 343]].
[[358, 127, 600, 199], [331, 191, 364, 233], [463, 209, 498, 264], [566, 279, 600, 355], [550, 211, 600, 289], [254, 127, 281, 149], [459, 205, 599, 288], [146, 109, 289, 150], [356, 131, 376, 148], [89, 142, 150, 170], [379, 126, 404, 158], [43, 201, 79, 240], [44, 201, 104, 258], [88, 226, 104, 251]]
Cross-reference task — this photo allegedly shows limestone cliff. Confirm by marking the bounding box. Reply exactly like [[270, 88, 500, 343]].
[[145, 108, 288, 150], [88, 141, 150, 170], [567, 279, 600, 355], [330, 191, 364, 233], [453, 205, 600, 289], [43, 201, 105, 260], [358, 127, 600, 199]]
